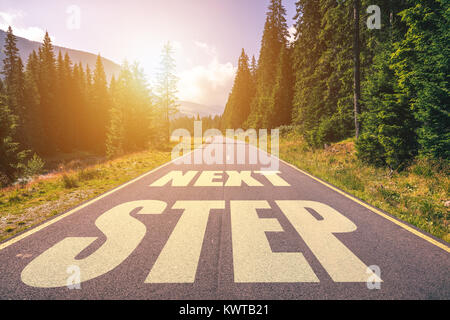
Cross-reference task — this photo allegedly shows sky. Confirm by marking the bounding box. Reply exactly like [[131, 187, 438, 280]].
[[0, 0, 297, 107]]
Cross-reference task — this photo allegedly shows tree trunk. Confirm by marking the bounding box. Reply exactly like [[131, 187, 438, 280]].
[[353, 0, 361, 139]]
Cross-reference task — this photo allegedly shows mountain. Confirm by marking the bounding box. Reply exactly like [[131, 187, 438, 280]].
[[175, 101, 225, 119], [0, 29, 120, 80]]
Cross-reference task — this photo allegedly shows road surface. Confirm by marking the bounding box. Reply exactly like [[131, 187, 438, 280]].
[[0, 138, 449, 300]]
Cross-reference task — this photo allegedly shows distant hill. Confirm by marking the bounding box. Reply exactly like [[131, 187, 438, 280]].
[[175, 101, 225, 119], [0, 29, 120, 80]]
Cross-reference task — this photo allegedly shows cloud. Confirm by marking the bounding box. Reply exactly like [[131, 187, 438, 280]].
[[0, 10, 47, 42], [171, 40, 183, 53], [194, 41, 217, 57], [178, 42, 236, 107], [287, 26, 297, 43]]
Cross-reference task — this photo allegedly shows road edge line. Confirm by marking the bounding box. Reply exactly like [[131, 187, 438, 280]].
[[274, 155, 449, 253], [0, 148, 198, 251]]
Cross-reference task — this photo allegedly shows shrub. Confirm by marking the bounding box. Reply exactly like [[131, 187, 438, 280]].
[[23, 154, 45, 178], [77, 168, 101, 181], [278, 125, 297, 138], [62, 175, 79, 189], [356, 134, 387, 168], [0, 172, 10, 188], [306, 115, 351, 149]]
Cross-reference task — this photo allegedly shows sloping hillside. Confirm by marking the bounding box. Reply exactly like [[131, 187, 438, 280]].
[[0, 29, 120, 80]]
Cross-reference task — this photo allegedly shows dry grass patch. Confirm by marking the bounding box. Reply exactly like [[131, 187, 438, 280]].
[[279, 132, 449, 242], [0, 149, 173, 242]]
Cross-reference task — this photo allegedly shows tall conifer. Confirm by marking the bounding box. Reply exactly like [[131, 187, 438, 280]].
[[247, 0, 289, 129], [222, 49, 256, 129]]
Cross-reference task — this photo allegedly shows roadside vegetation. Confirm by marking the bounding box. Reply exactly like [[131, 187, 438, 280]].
[[222, 0, 448, 240], [278, 130, 449, 243], [1, 27, 181, 189], [0, 26, 183, 243], [0, 149, 172, 242]]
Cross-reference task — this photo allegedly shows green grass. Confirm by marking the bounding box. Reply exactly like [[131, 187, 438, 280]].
[[278, 131, 449, 243], [0, 148, 174, 242]]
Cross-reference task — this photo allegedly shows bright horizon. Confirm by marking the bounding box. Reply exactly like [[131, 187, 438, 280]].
[[0, 0, 297, 107]]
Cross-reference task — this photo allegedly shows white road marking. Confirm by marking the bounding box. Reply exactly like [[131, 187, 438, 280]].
[[146, 201, 225, 283], [21, 201, 167, 288], [231, 201, 319, 283]]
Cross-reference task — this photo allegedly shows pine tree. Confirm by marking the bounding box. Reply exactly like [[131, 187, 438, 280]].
[[106, 62, 156, 156], [357, 40, 418, 169], [1, 26, 20, 114], [106, 86, 124, 158], [85, 64, 93, 89], [292, 0, 324, 141], [356, 0, 418, 169], [83, 63, 97, 150], [91, 54, 110, 153], [106, 106, 124, 158], [62, 52, 78, 151], [129, 62, 156, 150], [250, 55, 257, 79], [292, 0, 358, 146], [156, 42, 179, 141], [247, 0, 289, 129], [354, 0, 362, 139], [73, 63, 89, 150], [269, 45, 294, 128], [0, 93, 26, 184], [55, 51, 67, 151], [358, 0, 448, 167], [23, 52, 42, 151], [0, 26, 29, 180], [392, 0, 449, 159], [37, 32, 57, 154], [106, 73, 124, 158], [1, 27, 28, 145], [14, 57, 27, 144], [222, 49, 256, 129]]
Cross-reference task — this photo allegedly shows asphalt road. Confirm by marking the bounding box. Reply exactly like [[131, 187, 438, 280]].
[[0, 138, 449, 300]]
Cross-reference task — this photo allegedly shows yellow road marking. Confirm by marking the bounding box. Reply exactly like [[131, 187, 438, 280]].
[[225, 171, 264, 187], [146, 201, 225, 283], [194, 171, 224, 187], [231, 200, 319, 283], [21, 201, 167, 288], [277, 200, 382, 282], [255, 171, 291, 187], [275, 156, 450, 253], [150, 170, 198, 187], [0, 149, 198, 252]]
